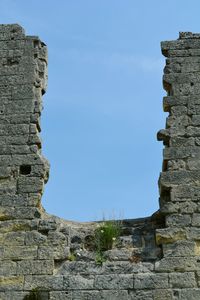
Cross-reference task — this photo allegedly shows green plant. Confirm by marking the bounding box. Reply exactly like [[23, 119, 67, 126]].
[[94, 220, 121, 252], [95, 251, 106, 265], [93, 220, 122, 266], [68, 252, 76, 261]]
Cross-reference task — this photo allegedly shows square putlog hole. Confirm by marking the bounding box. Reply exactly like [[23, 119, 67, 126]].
[[20, 165, 31, 175]]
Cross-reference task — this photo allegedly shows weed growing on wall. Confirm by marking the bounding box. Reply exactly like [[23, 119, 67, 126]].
[[94, 220, 122, 264]]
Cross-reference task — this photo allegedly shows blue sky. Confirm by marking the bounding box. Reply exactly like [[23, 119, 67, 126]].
[[1, 0, 200, 221]]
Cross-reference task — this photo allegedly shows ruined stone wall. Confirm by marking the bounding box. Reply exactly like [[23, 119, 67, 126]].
[[1, 25, 200, 299]]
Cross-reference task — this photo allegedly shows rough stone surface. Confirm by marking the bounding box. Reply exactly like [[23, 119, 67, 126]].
[[1, 26, 200, 299]]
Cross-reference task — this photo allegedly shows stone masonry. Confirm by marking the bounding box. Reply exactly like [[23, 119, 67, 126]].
[[1, 24, 200, 299]]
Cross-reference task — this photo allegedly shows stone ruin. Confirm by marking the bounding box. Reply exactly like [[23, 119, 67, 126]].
[[1, 24, 200, 299]]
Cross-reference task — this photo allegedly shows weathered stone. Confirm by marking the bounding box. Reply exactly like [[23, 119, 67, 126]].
[[3, 245, 38, 260], [169, 272, 197, 288], [0, 231, 25, 245], [63, 275, 94, 290], [186, 227, 200, 241], [1, 26, 200, 299], [94, 274, 133, 290], [153, 289, 173, 300], [16, 260, 54, 275], [166, 214, 191, 227], [163, 146, 200, 160], [24, 275, 63, 290], [129, 290, 153, 300], [160, 170, 200, 187], [0, 276, 24, 291], [155, 257, 200, 272], [156, 228, 186, 245], [0, 261, 17, 276], [49, 291, 72, 300], [180, 288, 200, 300], [134, 273, 169, 289], [162, 240, 196, 257]]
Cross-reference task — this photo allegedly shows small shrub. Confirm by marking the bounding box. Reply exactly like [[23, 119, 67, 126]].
[[94, 220, 122, 265], [94, 220, 121, 252]]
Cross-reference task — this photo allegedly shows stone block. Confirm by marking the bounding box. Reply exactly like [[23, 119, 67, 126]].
[[162, 240, 196, 257], [0, 207, 41, 220], [0, 231, 25, 245], [24, 275, 63, 290], [164, 146, 200, 160], [170, 137, 195, 147], [0, 276, 24, 291], [155, 257, 200, 272], [49, 291, 72, 300], [180, 288, 200, 300], [25, 230, 47, 245], [134, 273, 169, 289], [166, 214, 191, 227], [16, 259, 54, 275], [186, 228, 200, 241], [166, 115, 190, 128], [99, 290, 129, 300], [0, 124, 29, 136], [160, 200, 197, 214], [0, 167, 11, 179], [3, 245, 38, 260], [63, 275, 94, 290], [94, 274, 133, 290], [169, 272, 197, 288], [0, 194, 38, 207], [160, 170, 200, 187], [0, 261, 17, 276], [171, 185, 200, 201], [192, 213, 200, 226], [37, 246, 54, 259], [0, 178, 17, 195], [153, 289, 173, 300], [161, 39, 200, 51], [17, 177, 44, 193], [0, 291, 29, 300], [0, 219, 38, 233], [156, 228, 186, 245], [129, 290, 153, 300]]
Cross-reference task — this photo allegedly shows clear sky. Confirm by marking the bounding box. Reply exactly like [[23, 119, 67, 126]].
[[0, 0, 200, 221]]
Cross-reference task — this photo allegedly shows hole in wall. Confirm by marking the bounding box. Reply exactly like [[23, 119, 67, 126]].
[[36, 142, 42, 149], [160, 186, 171, 202], [162, 160, 168, 172], [11, 28, 18, 33], [173, 290, 179, 297], [6, 58, 19, 66], [33, 40, 39, 48], [38, 72, 44, 78], [20, 165, 31, 175], [163, 141, 169, 147]]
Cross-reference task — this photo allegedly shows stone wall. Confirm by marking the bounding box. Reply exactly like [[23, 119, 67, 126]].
[[1, 25, 200, 299]]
